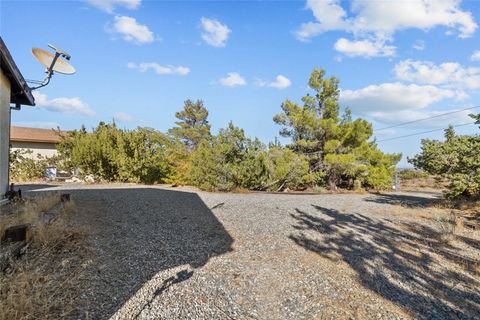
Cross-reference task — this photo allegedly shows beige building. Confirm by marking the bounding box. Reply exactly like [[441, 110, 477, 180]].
[[1, 37, 35, 201], [10, 126, 62, 159]]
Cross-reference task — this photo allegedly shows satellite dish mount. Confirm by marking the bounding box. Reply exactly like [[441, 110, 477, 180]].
[[28, 44, 75, 90]]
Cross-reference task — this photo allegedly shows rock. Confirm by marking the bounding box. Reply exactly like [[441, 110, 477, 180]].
[[84, 175, 96, 183], [66, 177, 82, 183]]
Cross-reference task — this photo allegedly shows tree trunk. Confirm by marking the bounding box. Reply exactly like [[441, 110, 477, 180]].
[[328, 174, 338, 191]]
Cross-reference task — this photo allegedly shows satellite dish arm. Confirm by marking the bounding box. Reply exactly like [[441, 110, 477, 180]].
[[29, 50, 62, 90], [28, 44, 75, 90]]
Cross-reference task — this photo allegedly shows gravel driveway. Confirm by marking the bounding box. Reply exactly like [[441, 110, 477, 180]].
[[25, 184, 480, 320]]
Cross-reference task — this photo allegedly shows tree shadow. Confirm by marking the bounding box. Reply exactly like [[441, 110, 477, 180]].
[[132, 269, 194, 319], [364, 193, 441, 208], [289, 205, 480, 320], [29, 187, 234, 319]]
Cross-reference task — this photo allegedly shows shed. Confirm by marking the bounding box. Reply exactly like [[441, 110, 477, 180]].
[[1, 37, 35, 201]]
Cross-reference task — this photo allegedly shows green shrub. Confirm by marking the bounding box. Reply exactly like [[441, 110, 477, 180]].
[[56, 122, 171, 184], [267, 147, 315, 191], [409, 119, 480, 199], [9, 149, 56, 182], [397, 169, 429, 180], [188, 123, 269, 191], [51, 69, 403, 193]]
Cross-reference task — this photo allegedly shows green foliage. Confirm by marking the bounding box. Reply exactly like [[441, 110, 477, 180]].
[[354, 143, 402, 190], [47, 69, 401, 193], [168, 99, 211, 150], [410, 119, 480, 199], [57, 122, 170, 184], [9, 149, 57, 182], [470, 113, 480, 126], [165, 99, 212, 185], [188, 122, 269, 191], [115, 127, 171, 184], [164, 139, 192, 185], [267, 147, 315, 191], [397, 169, 429, 180], [273, 67, 400, 190]]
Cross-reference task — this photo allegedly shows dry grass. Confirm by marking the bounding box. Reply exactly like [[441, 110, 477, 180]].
[[0, 195, 59, 237], [432, 198, 480, 232], [232, 187, 251, 194], [454, 198, 480, 216], [0, 194, 89, 320], [388, 202, 467, 241], [433, 211, 457, 242]]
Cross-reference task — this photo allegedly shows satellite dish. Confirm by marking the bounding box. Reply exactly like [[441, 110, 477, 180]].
[[27, 44, 76, 90], [32, 48, 75, 75]]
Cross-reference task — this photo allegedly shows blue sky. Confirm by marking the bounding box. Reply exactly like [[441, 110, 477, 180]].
[[2, 0, 480, 166]]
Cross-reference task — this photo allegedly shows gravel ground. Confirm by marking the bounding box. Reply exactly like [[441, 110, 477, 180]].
[[24, 184, 480, 320]]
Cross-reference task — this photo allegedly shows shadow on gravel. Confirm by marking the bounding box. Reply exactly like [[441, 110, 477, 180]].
[[364, 193, 441, 208], [54, 187, 234, 319], [289, 205, 480, 320], [132, 269, 194, 319]]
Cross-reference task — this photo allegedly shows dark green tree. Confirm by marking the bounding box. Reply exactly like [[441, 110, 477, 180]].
[[410, 114, 480, 198], [274, 68, 400, 189], [470, 113, 480, 127], [56, 122, 170, 184], [188, 122, 268, 191], [168, 99, 211, 150]]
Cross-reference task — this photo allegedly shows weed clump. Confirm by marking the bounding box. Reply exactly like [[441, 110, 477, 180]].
[[0, 194, 89, 320]]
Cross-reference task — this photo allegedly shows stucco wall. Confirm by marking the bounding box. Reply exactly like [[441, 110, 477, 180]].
[[11, 141, 58, 159], [0, 70, 11, 198]]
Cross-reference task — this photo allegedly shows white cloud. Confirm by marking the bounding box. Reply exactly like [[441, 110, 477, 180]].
[[370, 109, 473, 128], [111, 15, 154, 44], [12, 121, 61, 129], [86, 0, 140, 13], [296, 0, 350, 41], [471, 50, 480, 61], [256, 75, 292, 89], [200, 17, 231, 47], [340, 81, 473, 125], [351, 0, 476, 38], [394, 59, 480, 89], [297, 0, 476, 60], [113, 112, 135, 122], [412, 40, 426, 51], [297, 0, 477, 40], [127, 62, 190, 75], [334, 38, 395, 57], [341, 83, 461, 114], [33, 92, 95, 116], [340, 57, 478, 124], [218, 72, 246, 87]]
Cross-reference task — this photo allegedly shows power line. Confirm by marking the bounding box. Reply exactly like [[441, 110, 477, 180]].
[[374, 105, 480, 132], [376, 122, 476, 142]]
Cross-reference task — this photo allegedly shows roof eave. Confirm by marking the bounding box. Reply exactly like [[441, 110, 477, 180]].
[[0, 37, 35, 107], [11, 138, 60, 144]]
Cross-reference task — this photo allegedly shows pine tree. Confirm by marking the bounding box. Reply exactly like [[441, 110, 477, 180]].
[[168, 99, 211, 150], [410, 114, 480, 198], [274, 68, 400, 189]]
